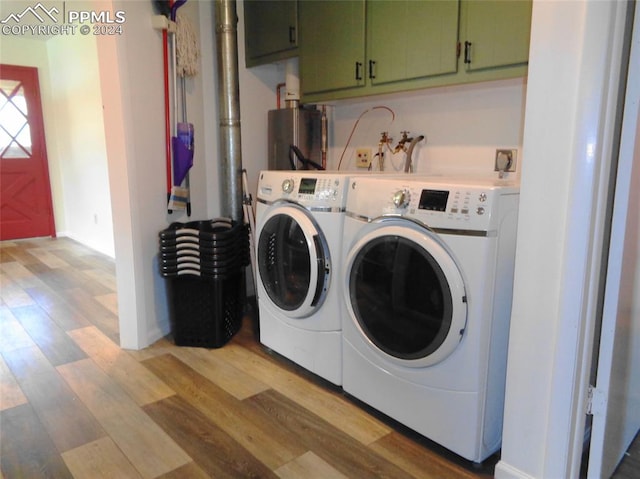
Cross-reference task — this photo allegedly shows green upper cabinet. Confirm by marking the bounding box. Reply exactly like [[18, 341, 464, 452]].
[[299, 1, 366, 95], [461, 0, 533, 72], [297, 0, 532, 102], [368, 1, 459, 86], [244, 0, 298, 68]]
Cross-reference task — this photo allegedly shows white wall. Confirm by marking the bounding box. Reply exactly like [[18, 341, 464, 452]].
[[328, 78, 526, 179], [198, 0, 222, 219], [47, 30, 114, 256]]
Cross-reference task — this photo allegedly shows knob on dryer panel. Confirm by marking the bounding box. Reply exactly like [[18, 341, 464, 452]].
[[392, 189, 411, 209], [282, 178, 295, 194]]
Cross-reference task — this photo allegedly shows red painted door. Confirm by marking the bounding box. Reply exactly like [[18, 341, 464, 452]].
[[0, 64, 55, 240]]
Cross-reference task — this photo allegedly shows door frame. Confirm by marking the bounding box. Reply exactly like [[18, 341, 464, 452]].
[[586, 1, 640, 475]]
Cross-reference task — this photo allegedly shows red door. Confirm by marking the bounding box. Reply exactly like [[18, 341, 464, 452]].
[[0, 64, 55, 240]]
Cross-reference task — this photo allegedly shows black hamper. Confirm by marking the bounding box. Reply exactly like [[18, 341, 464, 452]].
[[159, 218, 250, 348]]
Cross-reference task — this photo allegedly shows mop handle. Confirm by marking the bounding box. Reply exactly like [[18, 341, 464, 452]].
[[163, 29, 172, 209]]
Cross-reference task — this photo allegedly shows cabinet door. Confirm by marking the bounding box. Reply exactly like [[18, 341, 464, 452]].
[[244, 0, 298, 67], [462, 0, 532, 72], [368, 0, 459, 85], [300, 0, 366, 95]]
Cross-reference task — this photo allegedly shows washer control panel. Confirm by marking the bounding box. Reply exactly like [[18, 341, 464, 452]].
[[258, 171, 350, 208], [292, 177, 343, 201]]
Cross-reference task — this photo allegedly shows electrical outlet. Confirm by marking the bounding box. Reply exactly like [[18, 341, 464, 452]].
[[356, 148, 372, 168], [494, 149, 517, 172]]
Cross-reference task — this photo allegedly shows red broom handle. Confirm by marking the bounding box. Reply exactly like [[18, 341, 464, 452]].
[[163, 28, 171, 199]]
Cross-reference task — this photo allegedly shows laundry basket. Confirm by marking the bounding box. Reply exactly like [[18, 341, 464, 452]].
[[159, 218, 250, 348]]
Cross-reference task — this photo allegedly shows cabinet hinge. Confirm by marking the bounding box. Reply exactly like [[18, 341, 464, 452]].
[[456, 42, 461, 58], [586, 384, 606, 416]]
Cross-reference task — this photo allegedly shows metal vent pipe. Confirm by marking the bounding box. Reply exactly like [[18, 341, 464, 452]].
[[215, 0, 243, 222]]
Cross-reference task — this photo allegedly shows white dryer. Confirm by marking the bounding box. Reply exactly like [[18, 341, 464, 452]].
[[255, 170, 351, 385], [341, 175, 519, 462]]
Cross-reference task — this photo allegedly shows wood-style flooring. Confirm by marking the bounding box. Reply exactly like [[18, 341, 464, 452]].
[[0, 237, 637, 478]]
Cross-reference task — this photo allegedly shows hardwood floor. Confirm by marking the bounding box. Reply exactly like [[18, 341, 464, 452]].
[[0, 237, 636, 478]]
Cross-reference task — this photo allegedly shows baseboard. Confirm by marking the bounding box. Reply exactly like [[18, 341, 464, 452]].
[[494, 460, 537, 479], [59, 231, 115, 258], [146, 322, 170, 348]]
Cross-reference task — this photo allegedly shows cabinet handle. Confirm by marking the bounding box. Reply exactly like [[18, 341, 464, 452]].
[[369, 60, 376, 79], [355, 62, 363, 81], [464, 41, 472, 64], [289, 26, 296, 44]]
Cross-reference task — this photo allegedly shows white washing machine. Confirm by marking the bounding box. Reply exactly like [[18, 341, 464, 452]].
[[255, 170, 351, 385], [341, 175, 520, 462]]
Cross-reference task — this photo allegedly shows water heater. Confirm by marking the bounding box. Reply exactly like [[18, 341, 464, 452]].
[[268, 106, 322, 170]]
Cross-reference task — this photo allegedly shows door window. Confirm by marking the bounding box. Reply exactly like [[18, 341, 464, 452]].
[[349, 235, 454, 360], [258, 213, 321, 311], [0, 79, 32, 158]]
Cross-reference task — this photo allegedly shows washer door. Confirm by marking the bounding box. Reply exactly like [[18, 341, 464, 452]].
[[345, 219, 467, 367], [257, 203, 330, 318]]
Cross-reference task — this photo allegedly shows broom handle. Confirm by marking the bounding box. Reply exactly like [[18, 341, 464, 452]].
[[181, 76, 187, 122], [172, 31, 178, 140], [163, 29, 172, 212]]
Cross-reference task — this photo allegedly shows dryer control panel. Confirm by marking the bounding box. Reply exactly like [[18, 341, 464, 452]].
[[417, 188, 489, 217], [347, 176, 519, 232]]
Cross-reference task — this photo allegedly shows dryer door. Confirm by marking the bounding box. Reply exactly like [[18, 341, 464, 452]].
[[257, 203, 330, 318], [345, 219, 467, 367]]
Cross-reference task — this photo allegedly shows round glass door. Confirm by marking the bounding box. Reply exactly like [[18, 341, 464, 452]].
[[257, 204, 330, 318], [346, 221, 467, 367]]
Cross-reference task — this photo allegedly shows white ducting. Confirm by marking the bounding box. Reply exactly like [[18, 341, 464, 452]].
[[284, 58, 300, 107]]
